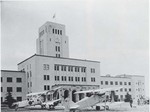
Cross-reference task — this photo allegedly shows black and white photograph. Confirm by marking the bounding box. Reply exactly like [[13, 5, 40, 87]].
[[1, 0, 149, 112]]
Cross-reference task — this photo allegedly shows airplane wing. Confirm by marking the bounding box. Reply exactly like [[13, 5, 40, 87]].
[[43, 99, 61, 105], [74, 87, 123, 94], [27, 91, 47, 96], [70, 105, 79, 109]]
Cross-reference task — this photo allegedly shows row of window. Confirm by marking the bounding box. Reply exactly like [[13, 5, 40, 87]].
[[54, 76, 87, 82], [1, 87, 22, 92], [1, 77, 22, 83], [54, 64, 86, 73], [101, 81, 131, 85], [52, 29, 62, 35], [119, 88, 131, 92]]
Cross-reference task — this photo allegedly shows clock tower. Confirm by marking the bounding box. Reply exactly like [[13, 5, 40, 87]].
[[36, 21, 69, 58]]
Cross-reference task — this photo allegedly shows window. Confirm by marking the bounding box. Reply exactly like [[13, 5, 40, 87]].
[[125, 88, 127, 92], [28, 83, 29, 87], [58, 30, 59, 34], [71, 66, 73, 72], [71, 77, 73, 81], [55, 46, 57, 51], [54, 65, 59, 71], [60, 30, 62, 35], [128, 82, 131, 85], [53, 29, 54, 33], [47, 75, 49, 80], [124, 82, 127, 85], [1, 97, 3, 103], [16, 87, 22, 92], [120, 82, 122, 85], [75, 67, 77, 72], [110, 81, 113, 85], [1, 87, 3, 92], [16, 78, 22, 83], [1, 77, 2, 82], [17, 97, 22, 101], [43, 64, 49, 70], [30, 71, 32, 77], [64, 76, 66, 81], [30, 82, 32, 87], [44, 85, 46, 90], [58, 46, 60, 52], [105, 81, 108, 85], [84, 77, 86, 82], [68, 77, 71, 81], [120, 88, 123, 92], [7, 77, 12, 82], [81, 67, 86, 72], [44, 75, 46, 80], [27, 72, 29, 78], [61, 66, 65, 71], [82, 77, 84, 82], [75, 77, 77, 81], [91, 68, 95, 73], [57, 76, 59, 81], [129, 88, 131, 91], [7, 87, 13, 92], [61, 76, 64, 81], [55, 76, 57, 81], [91, 77, 95, 82], [101, 81, 103, 85], [115, 82, 118, 85], [55, 29, 57, 34], [44, 75, 50, 80], [78, 77, 80, 81]]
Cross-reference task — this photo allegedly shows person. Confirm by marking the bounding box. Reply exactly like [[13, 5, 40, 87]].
[[129, 98, 133, 108]]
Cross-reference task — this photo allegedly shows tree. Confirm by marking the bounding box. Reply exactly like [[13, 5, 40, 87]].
[[4, 91, 16, 108], [124, 92, 131, 102]]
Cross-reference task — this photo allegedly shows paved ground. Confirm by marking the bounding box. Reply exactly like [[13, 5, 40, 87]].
[[1, 103, 149, 112]]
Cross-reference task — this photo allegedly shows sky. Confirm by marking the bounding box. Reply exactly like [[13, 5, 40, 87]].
[[1, 0, 149, 96]]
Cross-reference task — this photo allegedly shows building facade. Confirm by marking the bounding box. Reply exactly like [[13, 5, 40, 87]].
[[17, 21, 101, 102], [100, 74, 145, 103], [1, 21, 145, 104], [1, 70, 27, 103]]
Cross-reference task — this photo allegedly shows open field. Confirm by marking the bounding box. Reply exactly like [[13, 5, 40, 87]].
[[1, 103, 149, 112]]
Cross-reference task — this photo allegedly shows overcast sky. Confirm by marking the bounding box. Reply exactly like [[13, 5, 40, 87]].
[[1, 0, 149, 96]]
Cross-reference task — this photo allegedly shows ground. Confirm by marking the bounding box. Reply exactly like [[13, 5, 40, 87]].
[[1, 103, 149, 112]]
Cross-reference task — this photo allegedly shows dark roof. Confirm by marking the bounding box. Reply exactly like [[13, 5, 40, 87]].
[[1, 70, 25, 73], [18, 54, 100, 65]]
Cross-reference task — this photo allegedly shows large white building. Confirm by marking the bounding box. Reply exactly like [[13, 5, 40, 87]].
[[1, 21, 145, 104], [17, 21, 101, 102], [100, 74, 145, 103]]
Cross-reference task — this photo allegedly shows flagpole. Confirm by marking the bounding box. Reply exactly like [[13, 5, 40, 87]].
[[52, 13, 56, 23]]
